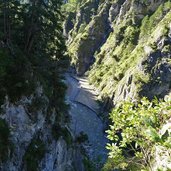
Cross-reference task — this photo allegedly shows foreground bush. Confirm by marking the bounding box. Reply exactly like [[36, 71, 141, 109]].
[[104, 97, 171, 171]]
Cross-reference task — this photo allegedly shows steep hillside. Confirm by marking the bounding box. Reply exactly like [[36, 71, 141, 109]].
[[0, 1, 84, 171], [64, 0, 171, 170], [0, 0, 170, 170], [65, 0, 171, 107]]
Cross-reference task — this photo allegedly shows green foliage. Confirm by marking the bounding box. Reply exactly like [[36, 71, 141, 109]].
[[0, 0, 69, 117], [0, 1, 70, 167], [0, 48, 36, 105], [63, 0, 83, 12], [78, 22, 87, 34], [24, 137, 46, 171], [52, 124, 73, 146], [123, 26, 140, 45], [86, 0, 171, 101], [0, 119, 11, 162], [105, 98, 171, 170], [0, 0, 72, 169], [140, 1, 171, 40]]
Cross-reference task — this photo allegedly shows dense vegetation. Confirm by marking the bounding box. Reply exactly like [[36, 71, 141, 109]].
[[104, 98, 171, 171], [63, 0, 82, 12], [64, 0, 171, 102], [0, 0, 69, 110], [0, 0, 171, 170]]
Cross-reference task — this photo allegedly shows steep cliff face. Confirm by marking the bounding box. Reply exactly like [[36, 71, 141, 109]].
[[0, 0, 88, 170], [0, 87, 84, 171], [65, 0, 171, 106], [65, 0, 113, 75]]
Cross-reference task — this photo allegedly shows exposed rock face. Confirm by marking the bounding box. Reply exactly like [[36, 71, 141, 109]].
[[40, 138, 84, 171], [63, 12, 76, 37], [0, 87, 84, 171], [64, 0, 171, 170], [152, 117, 171, 171], [66, 0, 171, 108], [66, 1, 113, 75], [65, 0, 99, 41]]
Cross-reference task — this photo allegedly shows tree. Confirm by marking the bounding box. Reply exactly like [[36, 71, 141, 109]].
[[0, 0, 69, 111]]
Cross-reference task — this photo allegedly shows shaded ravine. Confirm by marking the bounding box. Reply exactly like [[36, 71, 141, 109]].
[[65, 73, 108, 165]]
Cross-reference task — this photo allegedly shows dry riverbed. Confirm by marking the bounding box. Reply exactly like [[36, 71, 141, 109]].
[[65, 73, 108, 165]]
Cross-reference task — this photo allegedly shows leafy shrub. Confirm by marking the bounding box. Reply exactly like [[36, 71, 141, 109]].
[[105, 97, 171, 170], [140, 1, 171, 40], [123, 26, 140, 45], [62, 0, 83, 12]]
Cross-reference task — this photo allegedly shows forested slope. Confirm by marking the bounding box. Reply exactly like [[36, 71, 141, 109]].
[[0, 1, 84, 171]]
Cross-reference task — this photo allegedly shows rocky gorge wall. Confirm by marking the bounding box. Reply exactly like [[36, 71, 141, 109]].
[[0, 86, 84, 171], [64, 1, 171, 169], [65, 0, 171, 107], [1, 0, 170, 170]]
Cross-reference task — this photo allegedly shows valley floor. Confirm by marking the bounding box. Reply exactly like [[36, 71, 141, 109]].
[[65, 73, 108, 165]]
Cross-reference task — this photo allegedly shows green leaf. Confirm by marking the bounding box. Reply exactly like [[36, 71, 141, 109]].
[[145, 127, 161, 142]]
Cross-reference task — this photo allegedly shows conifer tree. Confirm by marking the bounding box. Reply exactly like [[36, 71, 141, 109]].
[[0, 0, 69, 112]]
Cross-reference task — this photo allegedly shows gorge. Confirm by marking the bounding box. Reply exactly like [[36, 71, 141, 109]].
[[0, 0, 171, 171]]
